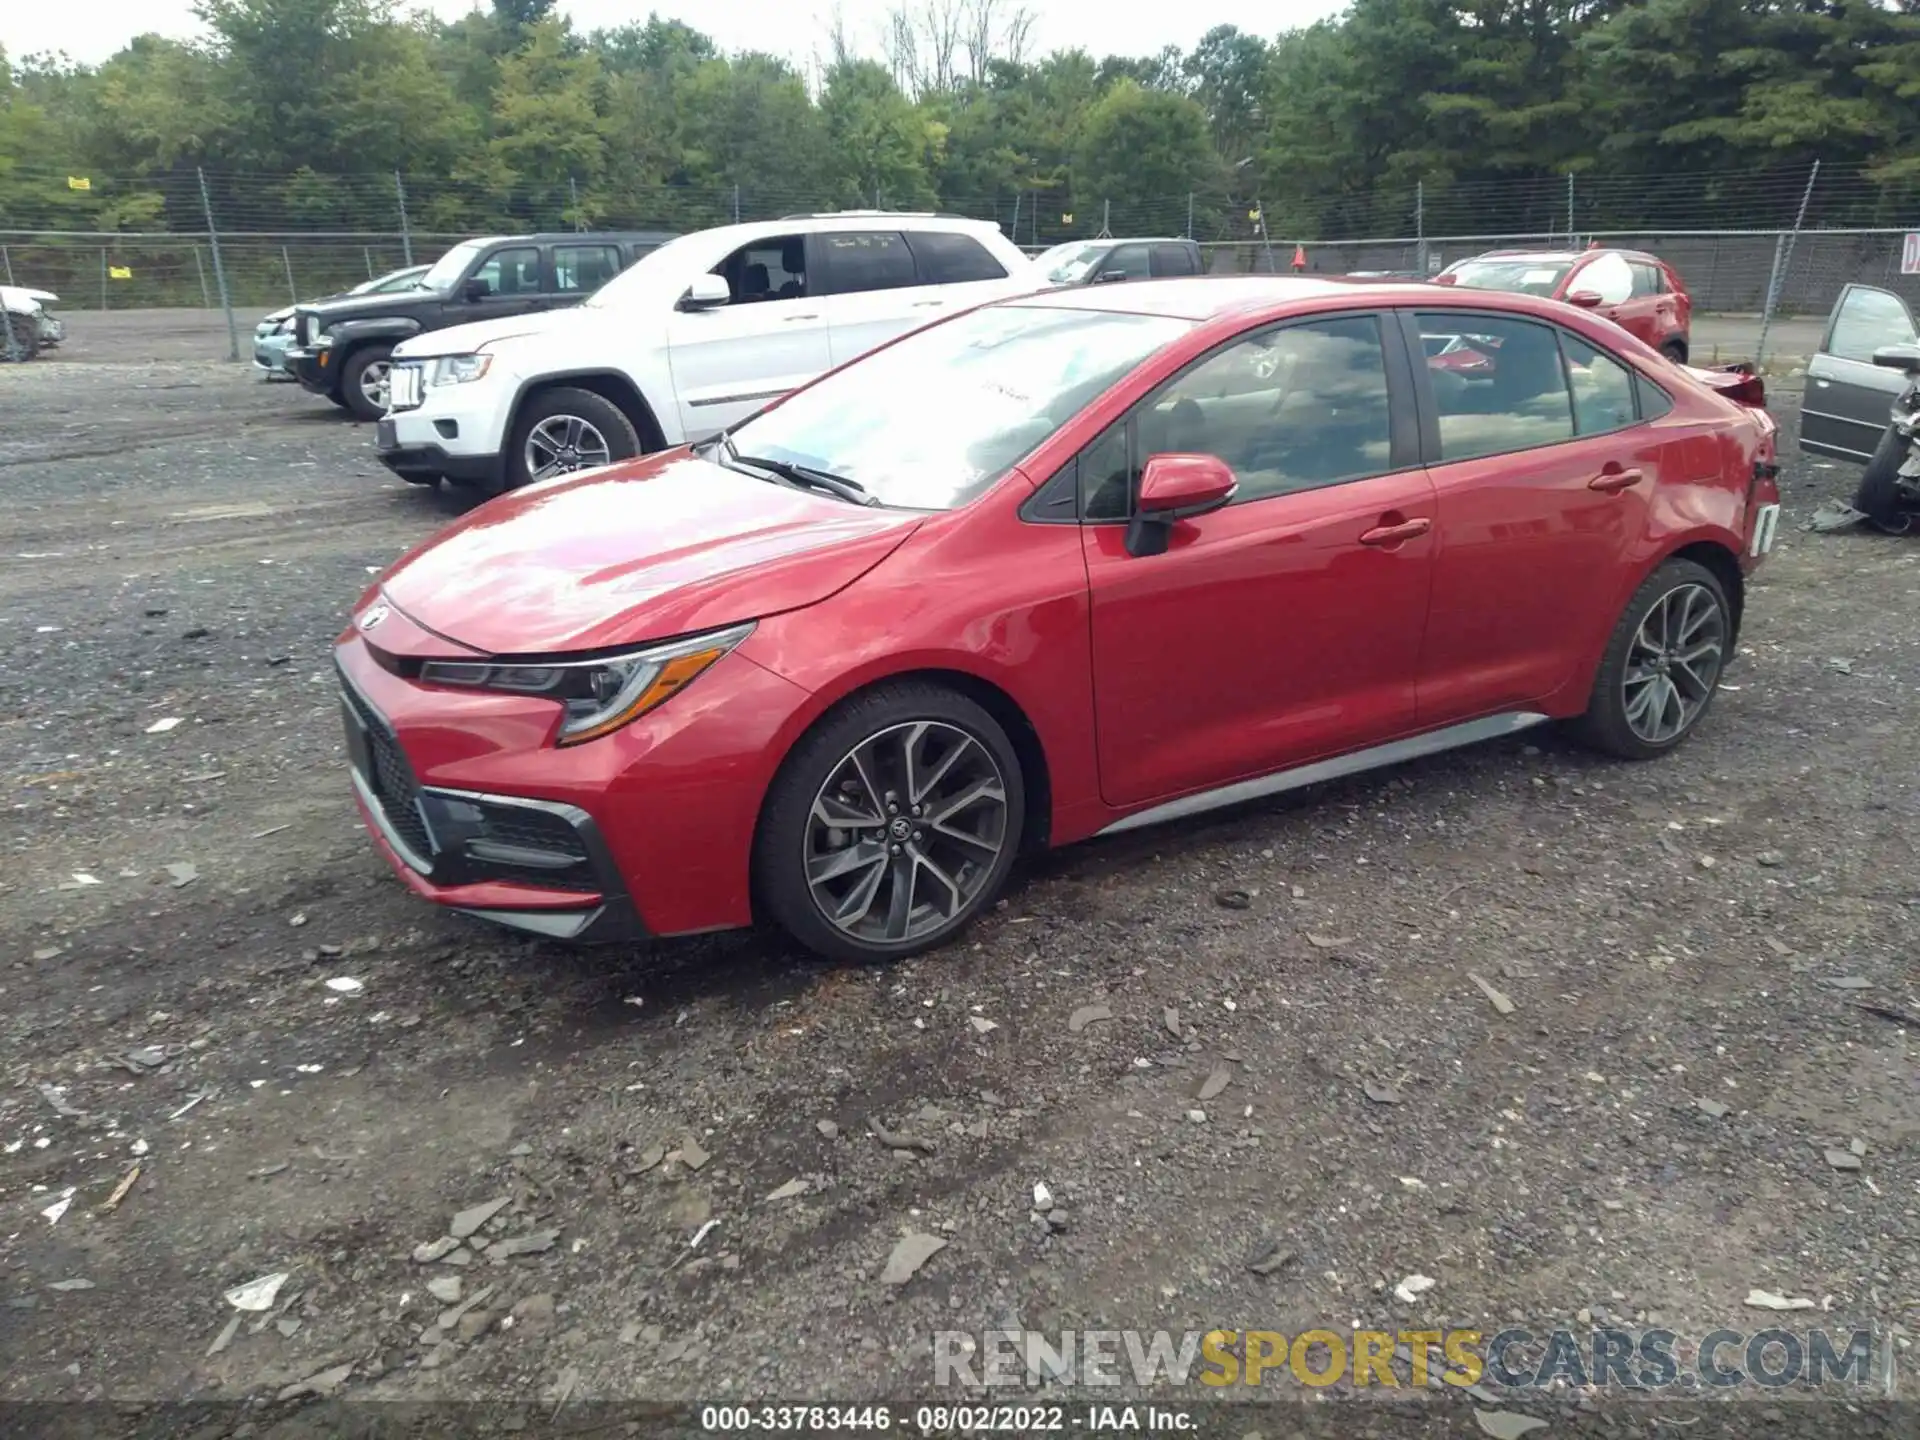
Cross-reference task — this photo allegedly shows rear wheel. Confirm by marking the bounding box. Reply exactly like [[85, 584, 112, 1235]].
[[754, 683, 1025, 963], [506, 387, 642, 489], [1660, 339, 1688, 365], [1573, 558, 1731, 760], [1, 315, 40, 363], [340, 344, 394, 422]]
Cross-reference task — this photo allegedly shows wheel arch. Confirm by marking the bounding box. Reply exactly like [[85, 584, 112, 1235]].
[[750, 665, 1056, 884], [514, 370, 667, 453], [1664, 537, 1744, 649]]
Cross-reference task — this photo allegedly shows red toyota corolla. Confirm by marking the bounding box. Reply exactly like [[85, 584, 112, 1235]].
[[335, 277, 1781, 962]]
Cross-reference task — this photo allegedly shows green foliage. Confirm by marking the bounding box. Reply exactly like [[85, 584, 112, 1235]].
[[3, 0, 1918, 243]]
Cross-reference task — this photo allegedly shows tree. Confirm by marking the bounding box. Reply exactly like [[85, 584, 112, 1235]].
[[819, 58, 938, 207], [1074, 79, 1217, 228]]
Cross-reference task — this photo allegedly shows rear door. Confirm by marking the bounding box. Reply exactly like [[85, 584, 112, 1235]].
[[1409, 308, 1674, 724], [547, 241, 624, 305], [900, 227, 1019, 317], [664, 231, 831, 442], [1803, 285, 1917, 461], [813, 230, 927, 366]]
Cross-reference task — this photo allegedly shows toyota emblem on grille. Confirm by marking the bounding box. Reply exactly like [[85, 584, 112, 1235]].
[[359, 603, 389, 630]]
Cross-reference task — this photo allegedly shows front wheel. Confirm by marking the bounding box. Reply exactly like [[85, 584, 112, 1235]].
[[506, 388, 641, 489], [340, 344, 394, 422], [1, 316, 40, 363], [1852, 423, 1912, 536], [754, 683, 1025, 963], [1573, 558, 1731, 760], [1660, 338, 1688, 365]]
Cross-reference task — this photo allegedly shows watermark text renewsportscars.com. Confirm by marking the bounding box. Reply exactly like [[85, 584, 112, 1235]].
[[933, 1326, 1879, 1391]]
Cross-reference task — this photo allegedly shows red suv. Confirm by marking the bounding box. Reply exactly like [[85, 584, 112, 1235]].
[[1438, 248, 1693, 362], [335, 277, 1778, 962]]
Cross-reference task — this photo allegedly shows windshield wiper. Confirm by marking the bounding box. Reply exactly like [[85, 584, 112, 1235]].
[[729, 445, 876, 506]]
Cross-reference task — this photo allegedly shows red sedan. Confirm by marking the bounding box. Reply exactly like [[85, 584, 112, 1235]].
[[1437, 248, 1693, 362], [335, 277, 1781, 962]]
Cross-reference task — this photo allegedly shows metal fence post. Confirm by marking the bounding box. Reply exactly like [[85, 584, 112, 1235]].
[[1565, 173, 1574, 244], [100, 247, 109, 311], [394, 171, 414, 266], [363, 246, 375, 279], [1186, 192, 1194, 240], [732, 184, 741, 223], [198, 166, 241, 362], [568, 175, 583, 231], [1755, 160, 1820, 369], [1, 244, 13, 285], [1415, 180, 1426, 276], [193, 246, 211, 307]]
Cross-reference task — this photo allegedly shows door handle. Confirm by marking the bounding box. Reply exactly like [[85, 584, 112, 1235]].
[[1359, 516, 1431, 546], [1588, 467, 1644, 493], [783, 313, 820, 321], [912, 299, 946, 308]]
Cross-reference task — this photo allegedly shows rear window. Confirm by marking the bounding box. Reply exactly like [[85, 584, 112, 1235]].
[[816, 232, 917, 294], [906, 230, 1008, 284]]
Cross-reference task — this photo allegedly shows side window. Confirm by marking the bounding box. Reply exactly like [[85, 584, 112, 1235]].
[[1135, 315, 1393, 505], [1628, 262, 1664, 298], [1081, 421, 1133, 521], [1825, 286, 1918, 363], [1635, 374, 1674, 421], [1150, 244, 1197, 278], [905, 230, 1008, 285], [816, 231, 917, 295], [553, 244, 623, 294], [1417, 312, 1574, 461], [1102, 245, 1151, 281], [1560, 332, 1638, 436], [471, 246, 541, 296], [714, 235, 808, 303], [1575, 253, 1633, 305]]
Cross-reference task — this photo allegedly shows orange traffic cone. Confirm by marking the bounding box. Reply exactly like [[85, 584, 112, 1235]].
[[1291, 244, 1307, 272]]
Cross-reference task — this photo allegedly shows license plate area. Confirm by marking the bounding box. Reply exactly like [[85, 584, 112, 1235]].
[[388, 363, 422, 410], [1749, 502, 1781, 556]]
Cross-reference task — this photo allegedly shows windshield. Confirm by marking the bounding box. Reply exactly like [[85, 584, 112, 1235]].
[[1037, 243, 1110, 286], [421, 241, 488, 292], [1445, 259, 1575, 297], [724, 304, 1194, 510]]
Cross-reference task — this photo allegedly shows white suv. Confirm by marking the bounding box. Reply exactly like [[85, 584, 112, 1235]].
[[375, 213, 1037, 490]]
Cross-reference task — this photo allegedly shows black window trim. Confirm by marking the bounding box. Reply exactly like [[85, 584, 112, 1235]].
[[900, 227, 1010, 286], [1401, 307, 1671, 467], [472, 243, 543, 297], [550, 241, 624, 295], [810, 228, 917, 297], [1023, 307, 1420, 525]]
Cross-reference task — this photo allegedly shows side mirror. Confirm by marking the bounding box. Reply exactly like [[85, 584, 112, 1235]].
[[462, 277, 491, 302], [678, 274, 732, 311], [1870, 342, 1920, 376], [1094, 270, 1129, 285], [1126, 454, 1237, 558], [1565, 289, 1604, 309], [1432, 273, 1459, 286]]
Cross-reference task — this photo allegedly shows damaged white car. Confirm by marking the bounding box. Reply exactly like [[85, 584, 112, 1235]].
[[1, 284, 65, 362]]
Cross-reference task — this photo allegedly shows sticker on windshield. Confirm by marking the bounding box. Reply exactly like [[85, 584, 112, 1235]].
[[1522, 268, 1560, 285]]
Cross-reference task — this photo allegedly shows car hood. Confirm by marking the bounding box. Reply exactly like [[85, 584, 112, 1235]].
[[375, 450, 923, 655], [395, 307, 590, 361], [304, 289, 437, 324], [1, 284, 54, 313]]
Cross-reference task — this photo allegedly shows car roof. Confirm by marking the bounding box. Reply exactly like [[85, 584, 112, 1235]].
[[1467, 248, 1661, 265], [462, 231, 679, 246], [1001, 274, 1588, 324]]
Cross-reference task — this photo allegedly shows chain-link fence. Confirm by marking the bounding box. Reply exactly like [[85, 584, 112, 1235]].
[[2, 159, 1914, 365]]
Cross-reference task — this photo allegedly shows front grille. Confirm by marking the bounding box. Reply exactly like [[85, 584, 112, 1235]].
[[478, 806, 590, 862], [341, 679, 434, 862]]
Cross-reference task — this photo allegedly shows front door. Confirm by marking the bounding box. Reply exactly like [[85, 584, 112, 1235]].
[[1081, 312, 1435, 808], [665, 232, 832, 441], [1803, 284, 1917, 462], [452, 245, 548, 324], [1411, 309, 1669, 721]]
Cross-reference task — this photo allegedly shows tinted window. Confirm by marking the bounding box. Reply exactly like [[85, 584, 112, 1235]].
[[1418, 312, 1574, 461], [1560, 333, 1637, 436], [1575, 253, 1634, 304], [1635, 374, 1674, 421], [906, 230, 1008, 284], [1629, 262, 1665, 298], [1150, 244, 1197, 277], [1827, 286, 1918, 364], [817, 231, 917, 294], [472, 246, 541, 296], [553, 244, 623, 293], [1103, 245, 1152, 280], [715, 235, 807, 303], [1134, 315, 1393, 505]]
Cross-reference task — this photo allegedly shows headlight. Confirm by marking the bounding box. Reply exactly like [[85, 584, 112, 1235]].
[[429, 354, 492, 386], [419, 622, 753, 745]]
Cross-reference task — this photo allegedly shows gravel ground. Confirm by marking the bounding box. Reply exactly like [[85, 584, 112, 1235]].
[[1, 329, 1916, 1434]]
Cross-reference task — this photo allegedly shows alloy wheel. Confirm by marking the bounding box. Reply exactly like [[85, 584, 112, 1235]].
[[525, 415, 611, 482], [1621, 581, 1725, 745], [359, 359, 392, 410], [803, 720, 1009, 947]]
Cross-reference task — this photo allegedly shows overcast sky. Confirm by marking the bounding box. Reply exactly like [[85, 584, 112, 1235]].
[[8, 0, 1348, 71]]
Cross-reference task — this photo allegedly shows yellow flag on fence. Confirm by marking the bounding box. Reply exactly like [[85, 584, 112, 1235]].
[[1249, 207, 1262, 223], [108, 265, 132, 279], [67, 176, 91, 191], [1061, 212, 1073, 224]]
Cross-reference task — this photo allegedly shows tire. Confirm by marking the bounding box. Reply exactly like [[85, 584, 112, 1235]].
[[399, 474, 440, 488], [1573, 558, 1731, 761], [324, 390, 351, 410], [506, 387, 642, 490], [340, 343, 394, 422], [1851, 424, 1912, 536], [1, 315, 40, 363], [754, 682, 1026, 963], [1660, 338, 1688, 365]]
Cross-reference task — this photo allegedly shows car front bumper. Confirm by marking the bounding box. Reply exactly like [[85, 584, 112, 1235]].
[[374, 410, 506, 488], [333, 623, 813, 942], [287, 346, 333, 392], [253, 331, 297, 376]]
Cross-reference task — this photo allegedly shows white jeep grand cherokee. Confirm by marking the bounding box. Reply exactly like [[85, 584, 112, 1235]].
[[375, 212, 1038, 490]]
